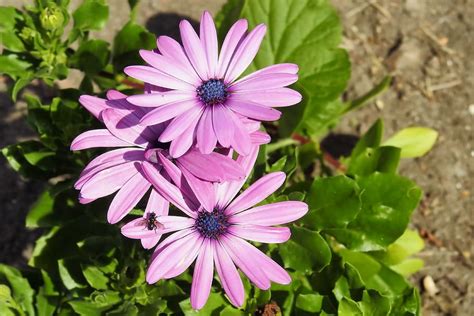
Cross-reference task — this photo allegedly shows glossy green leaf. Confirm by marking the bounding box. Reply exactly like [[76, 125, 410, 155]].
[[339, 249, 381, 283], [82, 265, 109, 290], [371, 229, 424, 266], [70, 39, 110, 74], [338, 297, 362, 316], [26, 189, 54, 228], [390, 258, 424, 277], [279, 226, 331, 272], [179, 292, 226, 315], [0, 264, 35, 315], [351, 119, 383, 159], [383, 127, 438, 158], [305, 175, 361, 229], [296, 293, 323, 313], [73, 0, 109, 31], [328, 173, 422, 251], [113, 21, 155, 72], [358, 290, 391, 316], [347, 146, 401, 176]]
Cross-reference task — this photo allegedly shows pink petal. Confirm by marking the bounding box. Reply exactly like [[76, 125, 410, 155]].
[[230, 88, 302, 107], [196, 108, 217, 154], [225, 172, 286, 215], [80, 162, 139, 200], [156, 36, 199, 77], [121, 216, 195, 239], [216, 145, 259, 208], [163, 236, 204, 279], [220, 236, 271, 290], [250, 131, 271, 145], [200, 11, 218, 78], [124, 65, 196, 91], [228, 225, 291, 243], [180, 165, 216, 212], [213, 241, 244, 307], [212, 105, 234, 148], [139, 50, 200, 85], [79, 95, 107, 120], [102, 109, 153, 147], [224, 24, 266, 82], [230, 201, 308, 226], [228, 99, 281, 121], [230, 73, 298, 92], [178, 150, 244, 182], [159, 105, 204, 142], [107, 169, 151, 224], [217, 19, 248, 79], [169, 119, 197, 158], [127, 91, 195, 107], [70, 129, 131, 151], [146, 231, 199, 283], [179, 20, 209, 80], [191, 239, 214, 310], [228, 235, 291, 284], [235, 63, 299, 84], [141, 161, 195, 217], [142, 189, 170, 249], [140, 99, 200, 125], [106, 90, 127, 100], [228, 111, 252, 155]]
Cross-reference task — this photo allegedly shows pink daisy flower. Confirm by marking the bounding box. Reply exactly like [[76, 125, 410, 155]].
[[124, 11, 301, 157], [121, 147, 308, 309], [71, 90, 266, 245]]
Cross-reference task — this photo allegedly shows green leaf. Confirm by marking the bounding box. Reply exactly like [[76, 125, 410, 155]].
[[347, 146, 401, 176], [383, 127, 438, 158], [70, 39, 110, 74], [339, 249, 381, 283], [218, 0, 350, 137], [179, 292, 226, 315], [295, 293, 323, 313], [69, 291, 121, 316], [345, 76, 392, 113], [390, 258, 424, 277], [113, 21, 155, 72], [371, 229, 424, 266], [81, 265, 109, 290], [35, 270, 58, 316], [0, 7, 25, 52], [0, 55, 31, 77], [58, 259, 87, 290], [26, 189, 54, 228], [11, 76, 32, 101], [328, 173, 422, 251], [73, 0, 109, 31], [0, 264, 35, 315], [279, 226, 331, 272], [338, 297, 362, 316], [351, 119, 384, 159], [358, 290, 391, 316], [305, 175, 360, 229]]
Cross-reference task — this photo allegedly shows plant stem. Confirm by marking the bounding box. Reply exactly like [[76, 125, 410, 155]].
[[266, 138, 299, 153]]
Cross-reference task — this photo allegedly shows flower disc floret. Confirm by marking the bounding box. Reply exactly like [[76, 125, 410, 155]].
[[197, 79, 228, 106], [195, 209, 229, 238]]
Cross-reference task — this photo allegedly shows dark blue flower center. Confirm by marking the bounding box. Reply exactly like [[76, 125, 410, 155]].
[[195, 209, 229, 239], [197, 79, 228, 106]]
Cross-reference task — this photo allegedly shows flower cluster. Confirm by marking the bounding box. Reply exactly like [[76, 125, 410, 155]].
[[71, 11, 307, 309]]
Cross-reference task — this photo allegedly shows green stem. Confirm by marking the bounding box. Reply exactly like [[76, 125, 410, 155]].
[[266, 138, 299, 153]]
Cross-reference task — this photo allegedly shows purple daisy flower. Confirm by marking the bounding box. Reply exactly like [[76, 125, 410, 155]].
[[121, 146, 308, 309], [124, 11, 301, 157], [71, 90, 266, 242]]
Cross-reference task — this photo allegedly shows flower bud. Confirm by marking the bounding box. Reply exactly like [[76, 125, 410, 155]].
[[40, 5, 65, 30]]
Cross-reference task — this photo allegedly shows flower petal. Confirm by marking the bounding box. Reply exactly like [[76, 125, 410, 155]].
[[224, 24, 266, 82], [228, 111, 252, 156], [250, 131, 271, 145], [121, 215, 194, 239], [213, 105, 234, 148], [139, 50, 200, 85], [230, 88, 302, 107], [217, 19, 248, 79], [157, 35, 200, 77], [213, 241, 244, 307], [127, 91, 195, 108], [159, 105, 204, 143], [200, 11, 218, 78], [179, 20, 209, 80], [228, 225, 290, 243], [79, 95, 107, 120], [79, 162, 139, 200], [230, 73, 298, 92], [196, 108, 217, 154], [102, 108, 154, 147], [231, 201, 308, 226], [228, 99, 281, 121], [227, 235, 291, 285], [124, 65, 196, 91], [70, 129, 131, 151], [146, 231, 199, 283], [225, 172, 286, 215], [169, 119, 198, 158], [141, 161, 195, 217], [234, 63, 299, 84], [220, 235, 270, 290], [163, 236, 203, 279], [191, 238, 214, 310], [142, 189, 170, 249], [140, 99, 200, 125], [180, 165, 216, 212]]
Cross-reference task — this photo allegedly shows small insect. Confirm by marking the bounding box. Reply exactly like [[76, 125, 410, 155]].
[[144, 212, 164, 232]]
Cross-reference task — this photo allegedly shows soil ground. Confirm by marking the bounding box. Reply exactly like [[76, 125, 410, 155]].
[[0, 0, 472, 315]]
